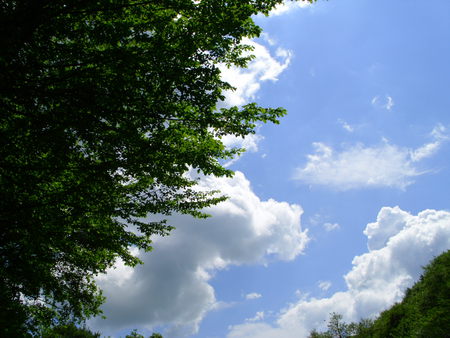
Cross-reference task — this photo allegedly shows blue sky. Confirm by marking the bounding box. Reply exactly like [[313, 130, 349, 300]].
[[90, 1, 450, 337]]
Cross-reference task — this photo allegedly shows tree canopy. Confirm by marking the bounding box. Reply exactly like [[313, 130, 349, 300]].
[[0, 0, 312, 334]]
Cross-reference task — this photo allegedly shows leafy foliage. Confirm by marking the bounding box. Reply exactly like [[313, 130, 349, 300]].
[[125, 329, 145, 338], [149, 334, 164, 338], [41, 323, 100, 338], [0, 0, 312, 334], [308, 328, 333, 338], [308, 313, 362, 338], [369, 249, 450, 337], [124, 329, 164, 338], [308, 250, 450, 338], [326, 313, 352, 338]]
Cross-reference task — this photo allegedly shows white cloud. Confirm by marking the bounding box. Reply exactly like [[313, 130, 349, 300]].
[[371, 95, 394, 110], [245, 293, 263, 300], [216, 37, 292, 166], [363, 206, 411, 251], [385, 96, 394, 110], [95, 247, 139, 287], [221, 133, 264, 167], [337, 119, 354, 132], [411, 142, 441, 162], [308, 214, 339, 231], [246, 311, 265, 322], [91, 172, 308, 337], [260, 32, 276, 46], [294, 125, 448, 190], [221, 133, 263, 153], [229, 322, 288, 338], [323, 222, 340, 232], [317, 281, 332, 291], [227, 206, 450, 338], [294, 141, 421, 190], [410, 124, 449, 162], [308, 213, 322, 226], [219, 39, 292, 107], [268, 0, 312, 16]]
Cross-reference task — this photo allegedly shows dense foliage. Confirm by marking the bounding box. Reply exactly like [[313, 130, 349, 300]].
[[41, 323, 100, 338], [40, 324, 163, 338], [369, 249, 450, 337], [308, 250, 450, 338], [0, 0, 312, 334]]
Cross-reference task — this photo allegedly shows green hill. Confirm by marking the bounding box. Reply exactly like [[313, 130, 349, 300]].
[[310, 249, 450, 338]]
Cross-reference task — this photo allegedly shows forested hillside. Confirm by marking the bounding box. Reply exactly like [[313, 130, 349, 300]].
[[309, 249, 450, 338]]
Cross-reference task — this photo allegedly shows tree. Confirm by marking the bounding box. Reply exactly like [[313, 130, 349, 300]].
[[327, 313, 351, 338], [150, 334, 164, 338], [308, 329, 332, 338], [347, 318, 374, 338], [124, 329, 163, 338], [0, 0, 313, 334], [307, 313, 356, 338], [308, 250, 450, 338], [125, 329, 145, 338], [370, 249, 450, 337], [41, 323, 100, 338]]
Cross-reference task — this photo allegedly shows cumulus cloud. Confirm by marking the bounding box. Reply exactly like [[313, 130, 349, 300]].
[[219, 39, 292, 107], [227, 206, 450, 338], [268, 0, 312, 16], [221, 133, 264, 167], [260, 32, 276, 46], [293, 125, 448, 190], [217, 38, 291, 165], [221, 133, 263, 153], [90, 172, 308, 337]]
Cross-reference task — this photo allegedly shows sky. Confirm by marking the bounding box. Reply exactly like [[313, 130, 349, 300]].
[[89, 0, 450, 337]]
